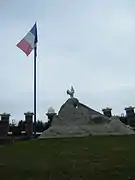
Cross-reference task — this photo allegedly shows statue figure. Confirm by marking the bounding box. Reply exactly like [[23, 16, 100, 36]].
[[67, 86, 75, 98]]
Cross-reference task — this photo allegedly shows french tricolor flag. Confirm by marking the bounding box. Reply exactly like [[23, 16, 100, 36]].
[[17, 23, 38, 56]]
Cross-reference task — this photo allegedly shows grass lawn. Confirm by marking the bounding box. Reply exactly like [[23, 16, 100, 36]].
[[0, 135, 135, 180]]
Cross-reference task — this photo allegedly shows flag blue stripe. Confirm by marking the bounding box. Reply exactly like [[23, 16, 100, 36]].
[[30, 23, 38, 44]]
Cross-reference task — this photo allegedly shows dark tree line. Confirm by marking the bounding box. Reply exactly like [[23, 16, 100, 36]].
[[119, 116, 128, 125], [9, 119, 52, 135]]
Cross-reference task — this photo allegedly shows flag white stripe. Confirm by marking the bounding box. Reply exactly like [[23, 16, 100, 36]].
[[24, 31, 35, 49]]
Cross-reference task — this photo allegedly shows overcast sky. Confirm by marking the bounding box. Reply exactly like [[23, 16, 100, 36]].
[[0, 0, 135, 122]]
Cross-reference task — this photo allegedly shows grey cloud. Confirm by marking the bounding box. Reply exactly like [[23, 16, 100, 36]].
[[0, 0, 135, 120]]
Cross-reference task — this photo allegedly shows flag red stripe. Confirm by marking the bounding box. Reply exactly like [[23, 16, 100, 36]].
[[16, 39, 33, 56]]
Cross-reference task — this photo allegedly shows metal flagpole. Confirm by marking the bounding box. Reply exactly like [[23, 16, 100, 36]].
[[33, 44, 37, 138], [16, 22, 38, 138]]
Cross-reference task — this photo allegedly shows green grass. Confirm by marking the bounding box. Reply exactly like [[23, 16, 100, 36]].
[[0, 135, 135, 180]]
